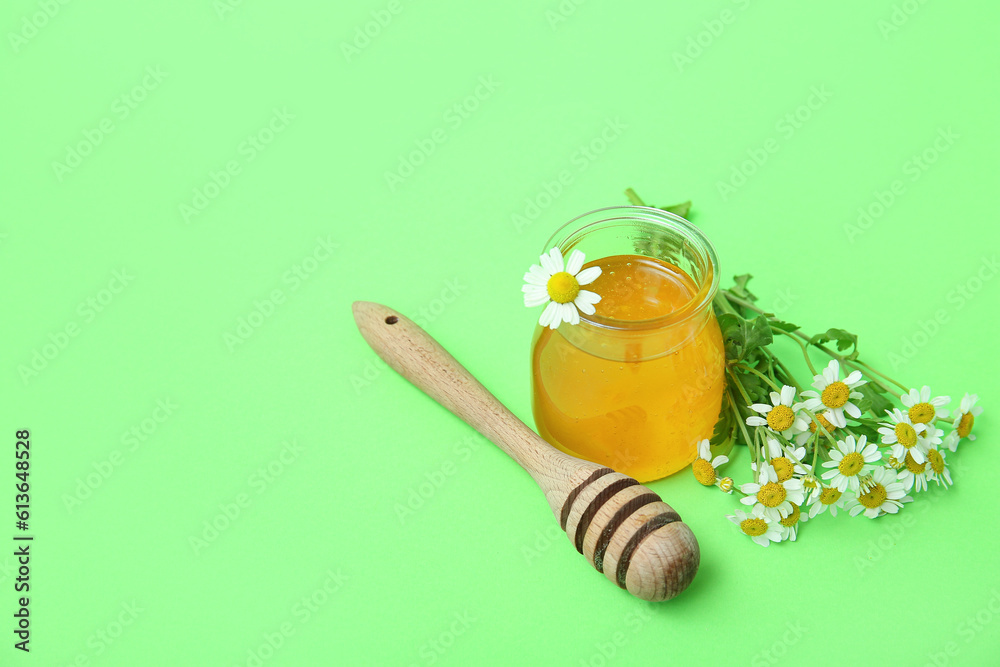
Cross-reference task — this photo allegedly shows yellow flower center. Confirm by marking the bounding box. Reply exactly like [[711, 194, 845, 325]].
[[809, 413, 835, 434], [838, 452, 865, 477], [887, 456, 903, 470], [821, 381, 850, 409], [718, 477, 734, 493], [958, 413, 975, 438], [857, 483, 888, 510], [766, 405, 795, 432], [908, 402, 935, 424], [757, 482, 787, 508], [779, 503, 801, 528], [927, 448, 945, 475], [770, 457, 794, 482], [904, 452, 926, 475], [692, 459, 716, 486], [819, 487, 842, 505], [803, 475, 818, 489], [740, 517, 768, 537], [894, 423, 917, 448], [546, 272, 580, 304]]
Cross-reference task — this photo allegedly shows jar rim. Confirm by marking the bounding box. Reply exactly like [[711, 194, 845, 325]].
[[542, 205, 720, 332]]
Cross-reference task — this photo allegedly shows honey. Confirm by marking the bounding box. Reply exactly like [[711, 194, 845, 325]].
[[531, 254, 725, 482]]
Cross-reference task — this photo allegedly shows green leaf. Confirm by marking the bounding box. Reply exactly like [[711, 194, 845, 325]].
[[858, 383, 893, 418], [730, 274, 757, 301], [624, 187, 646, 206], [659, 200, 692, 218], [810, 327, 858, 358], [769, 320, 801, 333]]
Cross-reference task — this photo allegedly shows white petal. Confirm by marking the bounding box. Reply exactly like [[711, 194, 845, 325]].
[[575, 266, 602, 286], [539, 301, 559, 328], [566, 303, 580, 325], [845, 402, 862, 419], [780, 385, 795, 405], [524, 265, 550, 285], [825, 409, 846, 428], [751, 403, 772, 414], [769, 391, 781, 406], [843, 370, 863, 385], [565, 249, 585, 275], [523, 290, 550, 307], [746, 416, 767, 427]]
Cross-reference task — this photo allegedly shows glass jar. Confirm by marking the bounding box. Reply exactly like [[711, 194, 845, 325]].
[[530, 206, 725, 483]]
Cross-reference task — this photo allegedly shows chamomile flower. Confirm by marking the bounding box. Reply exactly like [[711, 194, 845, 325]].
[[951, 393, 983, 442], [897, 455, 930, 493], [800, 360, 867, 428], [727, 505, 782, 547], [942, 430, 960, 453], [926, 447, 953, 488], [739, 461, 805, 522], [900, 385, 951, 425], [846, 467, 908, 518], [717, 477, 734, 493], [745, 385, 809, 439], [691, 439, 729, 486], [751, 438, 808, 482], [778, 503, 806, 542], [918, 424, 944, 452], [807, 485, 849, 519], [522, 248, 602, 329], [878, 408, 928, 464], [821, 435, 880, 493], [795, 412, 837, 446]]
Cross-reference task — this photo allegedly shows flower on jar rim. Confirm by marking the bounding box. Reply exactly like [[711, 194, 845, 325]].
[[845, 468, 909, 518], [878, 408, 928, 465], [522, 247, 602, 329], [692, 438, 728, 486], [727, 505, 782, 547], [739, 461, 805, 522], [820, 434, 880, 493], [800, 360, 867, 428], [900, 385, 951, 425], [950, 393, 982, 442], [745, 385, 809, 440]]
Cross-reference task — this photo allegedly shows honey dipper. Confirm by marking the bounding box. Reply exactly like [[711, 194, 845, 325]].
[[352, 301, 700, 602]]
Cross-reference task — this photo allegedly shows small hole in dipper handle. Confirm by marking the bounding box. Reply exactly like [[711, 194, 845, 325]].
[[385, 316, 398, 325]]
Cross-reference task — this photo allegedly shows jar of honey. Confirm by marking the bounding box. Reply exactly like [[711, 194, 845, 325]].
[[530, 206, 725, 482]]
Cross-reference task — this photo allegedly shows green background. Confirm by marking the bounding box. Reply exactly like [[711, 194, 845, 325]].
[[3, 0, 999, 664]]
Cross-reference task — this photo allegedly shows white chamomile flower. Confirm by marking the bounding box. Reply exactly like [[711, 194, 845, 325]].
[[942, 430, 960, 453], [522, 247, 602, 329], [900, 385, 951, 425], [951, 393, 983, 442], [918, 423, 944, 451], [800, 360, 867, 428], [807, 485, 849, 519], [745, 385, 809, 439], [751, 438, 808, 481], [777, 503, 805, 542], [739, 461, 805, 522], [820, 434, 880, 493], [691, 439, 729, 486], [846, 467, 908, 518], [728, 505, 782, 547], [926, 447, 953, 489], [897, 455, 930, 493], [878, 408, 929, 465]]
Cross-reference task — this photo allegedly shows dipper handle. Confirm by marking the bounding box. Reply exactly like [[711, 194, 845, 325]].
[[352, 301, 699, 601]]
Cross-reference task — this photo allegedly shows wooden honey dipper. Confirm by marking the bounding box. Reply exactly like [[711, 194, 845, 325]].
[[352, 301, 700, 602]]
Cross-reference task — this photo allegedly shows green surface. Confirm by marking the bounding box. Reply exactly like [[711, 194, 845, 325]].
[[3, 0, 999, 664]]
